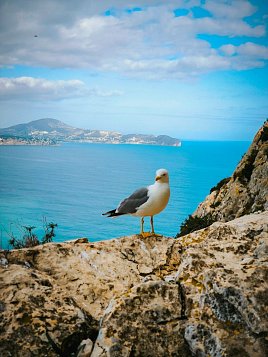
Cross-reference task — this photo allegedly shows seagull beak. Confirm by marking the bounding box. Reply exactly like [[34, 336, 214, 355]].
[[155, 175, 161, 181]]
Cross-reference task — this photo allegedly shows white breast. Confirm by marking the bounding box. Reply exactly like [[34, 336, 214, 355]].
[[133, 182, 170, 217]]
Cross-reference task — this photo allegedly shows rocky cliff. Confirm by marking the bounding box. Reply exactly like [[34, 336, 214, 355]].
[[0, 211, 267, 356], [0, 122, 267, 357], [194, 120, 268, 222]]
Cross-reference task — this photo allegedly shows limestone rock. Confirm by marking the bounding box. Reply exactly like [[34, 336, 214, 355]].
[[178, 211, 268, 357], [0, 234, 179, 356], [0, 263, 98, 356], [91, 281, 190, 357], [194, 120, 268, 222], [0, 212, 267, 356]]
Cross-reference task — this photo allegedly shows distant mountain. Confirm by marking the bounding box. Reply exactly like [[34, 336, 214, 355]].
[[0, 118, 181, 146], [0, 118, 82, 137]]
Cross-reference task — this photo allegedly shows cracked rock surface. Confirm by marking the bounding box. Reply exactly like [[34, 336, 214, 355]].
[[0, 211, 267, 356], [91, 280, 191, 357]]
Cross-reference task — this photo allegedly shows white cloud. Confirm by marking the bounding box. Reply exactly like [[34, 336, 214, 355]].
[[0, 77, 123, 100], [219, 42, 268, 70], [118, 54, 231, 79], [204, 0, 257, 19], [0, 0, 267, 79], [236, 43, 268, 58], [221, 43, 268, 58], [220, 44, 237, 56]]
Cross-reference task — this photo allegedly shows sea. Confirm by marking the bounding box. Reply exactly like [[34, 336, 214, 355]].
[[0, 141, 250, 249]]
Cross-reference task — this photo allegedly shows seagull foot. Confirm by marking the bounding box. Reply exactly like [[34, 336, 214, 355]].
[[140, 232, 153, 238]]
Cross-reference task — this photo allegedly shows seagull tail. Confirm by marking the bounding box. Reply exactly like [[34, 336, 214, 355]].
[[102, 209, 125, 218]]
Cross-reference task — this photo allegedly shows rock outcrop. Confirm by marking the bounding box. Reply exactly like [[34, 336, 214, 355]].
[[1, 212, 267, 356], [194, 120, 268, 222]]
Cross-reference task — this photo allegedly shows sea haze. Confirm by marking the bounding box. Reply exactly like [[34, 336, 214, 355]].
[[0, 141, 250, 249]]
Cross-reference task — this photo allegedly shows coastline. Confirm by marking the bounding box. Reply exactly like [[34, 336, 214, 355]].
[[0, 138, 182, 147]]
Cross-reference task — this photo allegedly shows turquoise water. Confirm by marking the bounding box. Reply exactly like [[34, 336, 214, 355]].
[[0, 142, 250, 249]]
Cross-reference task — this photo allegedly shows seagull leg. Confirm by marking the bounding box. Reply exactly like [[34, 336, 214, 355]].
[[150, 216, 155, 234], [140, 217, 151, 237], [150, 216, 162, 236], [140, 217, 144, 234]]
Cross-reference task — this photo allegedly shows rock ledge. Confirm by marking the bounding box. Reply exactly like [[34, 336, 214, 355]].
[[1, 211, 267, 356]]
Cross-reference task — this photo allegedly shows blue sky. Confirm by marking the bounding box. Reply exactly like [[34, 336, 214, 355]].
[[0, 0, 267, 140]]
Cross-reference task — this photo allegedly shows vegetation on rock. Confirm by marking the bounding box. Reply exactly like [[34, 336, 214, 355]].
[[210, 177, 230, 194], [176, 213, 215, 237], [8, 220, 57, 249]]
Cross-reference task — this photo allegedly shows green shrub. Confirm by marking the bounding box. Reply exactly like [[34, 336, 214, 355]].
[[176, 213, 215, 238], [210, 177, 230, 194], [8, 221, 57, 249]]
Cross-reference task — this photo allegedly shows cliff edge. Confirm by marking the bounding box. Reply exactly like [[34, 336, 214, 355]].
[[194, 120, 268, 222]]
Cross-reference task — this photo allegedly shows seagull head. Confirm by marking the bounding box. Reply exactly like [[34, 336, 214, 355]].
[[155, 168, 169, 183]]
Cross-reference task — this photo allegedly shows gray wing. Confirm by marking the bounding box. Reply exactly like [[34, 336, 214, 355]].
[[116, 187, 149, 214]]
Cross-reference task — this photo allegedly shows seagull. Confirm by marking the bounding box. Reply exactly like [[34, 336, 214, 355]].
[[102, 169, 170, 236]]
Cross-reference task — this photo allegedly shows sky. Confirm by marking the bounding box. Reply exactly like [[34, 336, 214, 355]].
[[0, 0, 267, 140]]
